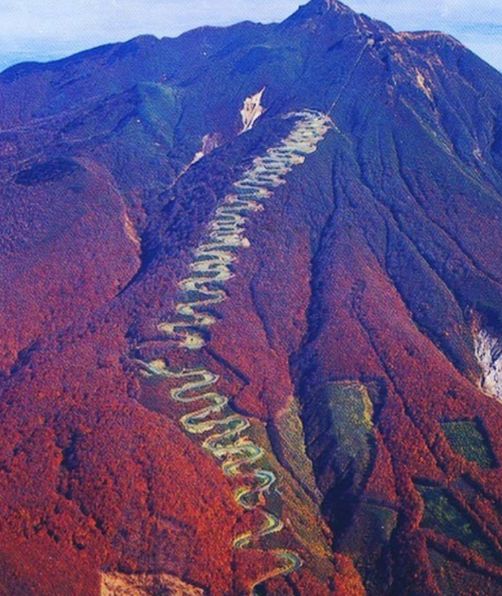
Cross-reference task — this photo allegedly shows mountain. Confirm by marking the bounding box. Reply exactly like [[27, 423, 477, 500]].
[[1, 0, 502, 593]]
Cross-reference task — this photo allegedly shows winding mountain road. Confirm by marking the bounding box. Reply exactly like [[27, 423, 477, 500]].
[[139, 110, 332, 593]]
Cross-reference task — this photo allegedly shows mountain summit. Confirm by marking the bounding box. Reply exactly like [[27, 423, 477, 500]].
[[1, 1, 502, 594], [291, 0, 354, 16]]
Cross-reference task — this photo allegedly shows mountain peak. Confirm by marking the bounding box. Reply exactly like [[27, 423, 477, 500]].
[[295, 0, 353, 17], [281, 0, 356, 29], [317, 0, 351, 11]]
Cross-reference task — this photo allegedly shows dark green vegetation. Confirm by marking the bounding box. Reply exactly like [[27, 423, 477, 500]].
[[429, 547, 502, 596], [416, 482, 502, 565], [305, 381, 396, 593], [14, 158, 82, 185], [441, 419, 497, 469], [317, 382, 376, 525], [336, 501, 397, 594]]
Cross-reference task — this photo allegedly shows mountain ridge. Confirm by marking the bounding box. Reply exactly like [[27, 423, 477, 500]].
[[2, 0, 492, 82]]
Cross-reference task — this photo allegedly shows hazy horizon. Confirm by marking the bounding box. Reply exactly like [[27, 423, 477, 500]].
[[0, 0, 500, 72]]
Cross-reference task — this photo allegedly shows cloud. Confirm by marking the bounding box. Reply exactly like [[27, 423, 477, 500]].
[[0, 0, 500, 71], [457, 22, 502, 35]]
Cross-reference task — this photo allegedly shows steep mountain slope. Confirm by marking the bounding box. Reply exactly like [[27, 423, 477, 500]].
[[1, 0, 502, 594]]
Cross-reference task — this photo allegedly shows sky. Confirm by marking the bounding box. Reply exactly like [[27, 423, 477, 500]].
[[0, 0, 500, 72]]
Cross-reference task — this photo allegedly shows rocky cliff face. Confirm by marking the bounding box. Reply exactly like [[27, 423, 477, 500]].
[[1, 1, 502, 594]]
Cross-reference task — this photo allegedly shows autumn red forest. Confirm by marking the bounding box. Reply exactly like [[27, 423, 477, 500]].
[[1, 0, 502, 594]]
